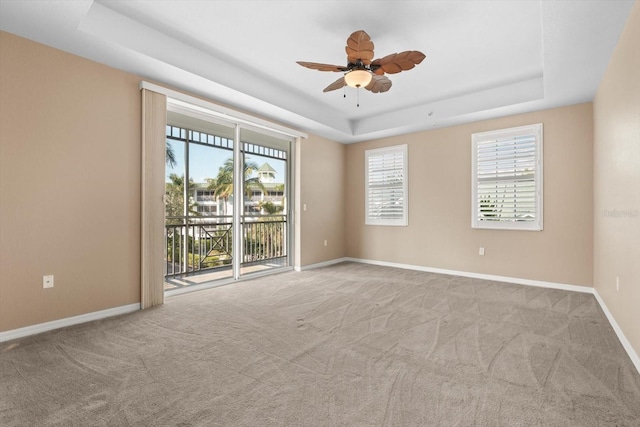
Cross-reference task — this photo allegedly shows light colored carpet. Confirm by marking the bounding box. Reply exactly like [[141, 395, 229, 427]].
[[1, 262, 639, 426]]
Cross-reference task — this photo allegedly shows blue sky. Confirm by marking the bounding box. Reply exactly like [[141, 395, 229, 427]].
[[166, 139, 286, 184]]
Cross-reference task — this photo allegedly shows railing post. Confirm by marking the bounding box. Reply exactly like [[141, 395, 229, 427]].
[[283, 218, 287, 258]]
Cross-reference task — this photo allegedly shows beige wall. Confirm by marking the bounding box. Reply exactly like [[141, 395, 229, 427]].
[[0, 32, 142, 331], [593, 2, 640, 356], [298, 134, 346, 266], [0, 31, 347, 332], [345, 103, 594, 286]]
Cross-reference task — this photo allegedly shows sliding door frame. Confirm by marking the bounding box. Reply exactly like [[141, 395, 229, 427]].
[[232, 124, 242, 280], [141, 82, 306, 301]]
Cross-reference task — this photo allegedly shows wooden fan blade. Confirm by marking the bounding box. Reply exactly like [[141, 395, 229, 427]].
[[365, 75, 392, 93], [371, 51, 426, 74], [323, 76, 346, 92], [296, 61, 348, 72], [345, 30, 375, 65]]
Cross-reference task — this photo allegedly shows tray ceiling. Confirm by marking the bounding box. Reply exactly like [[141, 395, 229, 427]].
[[0, 0, 634, 143]]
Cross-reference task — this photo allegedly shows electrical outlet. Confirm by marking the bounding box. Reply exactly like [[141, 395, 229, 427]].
[[616, 276, 619, 291], [479, 247, 485, 256], [324, 239, 328, 247], [303, 204, 307, 211], [43, 275, 54, 289]]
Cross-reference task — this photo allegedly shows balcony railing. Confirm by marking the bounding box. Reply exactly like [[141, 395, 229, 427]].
[[165, 215, 287, 277], [242, 216, 287, 263]]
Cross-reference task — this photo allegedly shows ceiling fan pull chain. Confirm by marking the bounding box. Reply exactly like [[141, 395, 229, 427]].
[[357, 87, 360, 107]]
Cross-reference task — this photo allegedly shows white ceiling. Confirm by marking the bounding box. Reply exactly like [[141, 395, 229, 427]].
[[0, 0, 634, 143]]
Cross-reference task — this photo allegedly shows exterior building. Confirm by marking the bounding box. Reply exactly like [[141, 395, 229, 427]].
[[192, 187, 219, 216], [256, 163, 276, 183], [191, 162, 285, 217]]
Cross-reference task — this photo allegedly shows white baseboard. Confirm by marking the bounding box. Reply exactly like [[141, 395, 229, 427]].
[[0, 303, 141, 343], [344, 257, 593, 293], [593, 290, 640, 375], [295, 257, 348, 272]]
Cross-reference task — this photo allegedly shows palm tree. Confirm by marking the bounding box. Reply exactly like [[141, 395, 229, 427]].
[[165, 173, 198, 222], [207, 158, 265, 215], [166, 142, 177, 168], [258, 201, 284, 215]]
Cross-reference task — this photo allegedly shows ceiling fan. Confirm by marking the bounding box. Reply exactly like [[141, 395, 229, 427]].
[[297, 30, 425, 99]]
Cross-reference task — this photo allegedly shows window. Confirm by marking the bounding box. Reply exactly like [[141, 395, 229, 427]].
[[196, 205, 217, 215], [195, 190, 214, 201], [365, 144, 408, 226], [472, 123, 543, 230]]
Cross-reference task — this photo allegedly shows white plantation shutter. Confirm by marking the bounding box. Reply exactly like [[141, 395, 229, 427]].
[[365, 145, 408, 226], [472, 124, 543, 230]]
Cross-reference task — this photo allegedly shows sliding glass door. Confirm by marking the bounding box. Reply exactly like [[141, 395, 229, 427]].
[[163, 110, 292, 292], [239, 127, 290, 278]]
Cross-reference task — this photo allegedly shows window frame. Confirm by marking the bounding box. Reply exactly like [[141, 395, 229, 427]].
[[365, 144, 408, 227], [471, 123, 543, 231]]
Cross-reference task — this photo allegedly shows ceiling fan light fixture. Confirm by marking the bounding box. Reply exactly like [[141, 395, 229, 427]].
[[344, 69, 372, 88]]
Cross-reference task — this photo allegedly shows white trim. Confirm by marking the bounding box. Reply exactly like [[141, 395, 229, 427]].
[[344, 257, 639, 374], [593, 290, 640, 375], [0, 303, 141, 343], [295, 257, 348, 272], [232, 124, 242, 280], [471, 123, 543, 231], [139, 81, 307, 140], [365, 144, 408, 227], [344, 257, 592, 293]]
